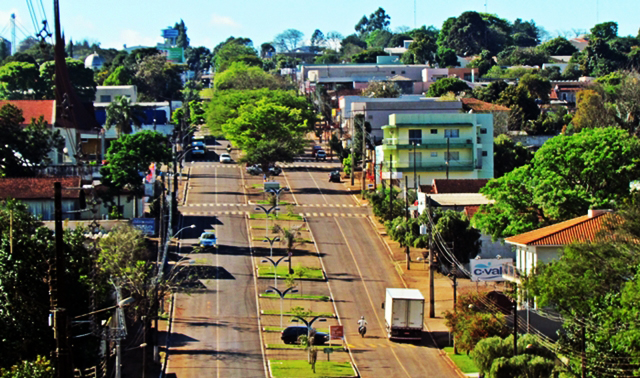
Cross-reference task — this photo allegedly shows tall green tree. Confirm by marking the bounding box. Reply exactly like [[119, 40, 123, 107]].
[[100, 131, 172, 197], [213, 42, 261, 73], [213, 62, 285, 91], [474, 127, 640, 240], [273, 29, 304, 52], [0, 104, 64, 177], [173, 20, 190, 49], [39, 58, 97, 102], [426, 77, 471, 97], [0, 62, 43, 100], [134, 54, 183, 101], [492, 134, 533, 178]]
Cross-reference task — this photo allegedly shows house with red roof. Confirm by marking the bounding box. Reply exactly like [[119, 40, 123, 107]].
[[503, 209, 613, 283]]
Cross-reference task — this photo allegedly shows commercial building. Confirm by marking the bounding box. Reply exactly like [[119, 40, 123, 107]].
[[375, 113, 494, 186]]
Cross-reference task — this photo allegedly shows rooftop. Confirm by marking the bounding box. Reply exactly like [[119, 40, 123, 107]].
[[460, 98, 510, 113], [431, 179, 490, 194], [0, 100, 56, 124], [0, 177, 82, 199], [504, 210, 613, 246]]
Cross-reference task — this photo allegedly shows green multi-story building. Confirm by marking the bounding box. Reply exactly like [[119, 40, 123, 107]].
[[375, 113, 494, 187]]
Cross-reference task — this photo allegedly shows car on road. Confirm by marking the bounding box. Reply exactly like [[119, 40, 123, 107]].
[[246, 164, 282, 176], [198, 231, 217, 249], [315, 150, 326, 161], [191, 141, 206, 158], [329, 170, 341, 183], [219, 153, 232, 163], [281, 326, 329, 345], [312, 145, 323, 156]]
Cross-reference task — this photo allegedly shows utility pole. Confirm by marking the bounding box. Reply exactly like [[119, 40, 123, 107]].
[[513, 288, 518, 356], [52, 182, 73, 378], [350, 115, 355, 186], [428, 197, 435, 318], [404, 175, 410, 270], [451, 266, 458, 355], [361, 113, 367, 199]]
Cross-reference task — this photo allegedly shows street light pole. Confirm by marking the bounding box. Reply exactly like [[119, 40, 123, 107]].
[[412, 141, 420, 191], [264, 236, 280, 257], [266, 286, 298, 328], [261, 256, 290, 289], [291, 315, 328, 341], [266, 187, 289, 215], [255, 205, 280, 238]]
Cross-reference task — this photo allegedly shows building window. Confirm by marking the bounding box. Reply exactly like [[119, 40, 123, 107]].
[[480, 128, 487, 134], [100, 95, 111, 102], [444, 129, 460, 138], [410, 152, 422, 166], [408, 129, 422, 144], [430, 129, 438, 134], [482, 151, 488, 157], [445, 151, 460, 161], [391, 71, 396, 74], [401, 70, 406, 74], [431, 152, 438, 157]]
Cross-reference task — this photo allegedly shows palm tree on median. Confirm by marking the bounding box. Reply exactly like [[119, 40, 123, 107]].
[[272, 224, 302, 275], [105, 95, 144, 137]]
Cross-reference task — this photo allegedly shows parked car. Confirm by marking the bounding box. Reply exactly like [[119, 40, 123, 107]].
[[329, 170, 341, 183], [191, 141, 206, 157], [198, 231, 217, 249], [269, 166, 282, 176], [281, 326, 329, 345], [312, 145, 323, 156], [219, 153, 232, 163], [315, 150, 326, 161]]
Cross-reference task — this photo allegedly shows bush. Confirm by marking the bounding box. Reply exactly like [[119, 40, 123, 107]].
[[471, 334, 556, 377]]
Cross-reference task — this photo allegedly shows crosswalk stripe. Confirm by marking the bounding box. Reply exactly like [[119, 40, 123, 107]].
[[340, 213, 346, 217], [347, 213, 353, 217], [333, 213, 339, 217], [299, 213, 304, 218], [312, 212, 318, 216], [319, 213, 325, 216]]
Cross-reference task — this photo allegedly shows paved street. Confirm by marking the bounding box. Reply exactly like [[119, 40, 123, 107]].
[[165, 142, 458, 377]]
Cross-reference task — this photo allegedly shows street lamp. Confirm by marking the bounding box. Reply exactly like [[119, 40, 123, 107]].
[[291, 315, 327, 342], [255, 205, 280, 238], [411, 140, 420, 191], [261, 256, 290, 289], [265, 286, 298, 328], [264, 236, 280, 257], [266, 187, 289, 214], [73, 297, 136, 320]]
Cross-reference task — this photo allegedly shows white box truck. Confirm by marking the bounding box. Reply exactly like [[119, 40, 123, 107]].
[[384, 288, 425, 341]]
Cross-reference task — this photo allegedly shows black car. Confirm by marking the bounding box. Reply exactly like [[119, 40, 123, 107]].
[[281, 326, 330, 345], [329, 170, 341, 183]]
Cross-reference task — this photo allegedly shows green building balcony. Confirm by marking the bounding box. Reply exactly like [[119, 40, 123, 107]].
[[380, 160, 477, 172], [381, 138, 475, 150]]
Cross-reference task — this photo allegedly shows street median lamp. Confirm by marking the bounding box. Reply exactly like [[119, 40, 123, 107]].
[[291, 315, 327, 341], [255, 205, 280, 238], [264, 236, 280, 257], [262, 256, 290, 289], [265, 286, 298, 328], [266, 187, 289, 214]]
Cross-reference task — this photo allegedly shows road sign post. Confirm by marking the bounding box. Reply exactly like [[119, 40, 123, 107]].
[[323, 348, 334, 361]]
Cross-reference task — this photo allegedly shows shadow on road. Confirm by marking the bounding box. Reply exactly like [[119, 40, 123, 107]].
[[168, 332, 198, 347], [292, 188, 353, 196]]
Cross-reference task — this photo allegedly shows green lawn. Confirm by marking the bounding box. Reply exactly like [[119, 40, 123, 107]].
[[252, 236, 312, 243], [250, 213, 303, 221], [262, 310, 334, 317], [263, 326, 329, 333], [260, 293, 330, 301], [270, 360, 355, 377], [252, 226, 307, 231], [444, 347, 479, 374], [257, 266, 324, 280], [266, 344, 344, 350]]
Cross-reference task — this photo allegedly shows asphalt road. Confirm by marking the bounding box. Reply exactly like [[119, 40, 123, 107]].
[[165, 141, 266, 378]]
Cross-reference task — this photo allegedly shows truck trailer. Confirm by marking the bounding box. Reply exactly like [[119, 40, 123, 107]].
[[384, 288, 425, 341]]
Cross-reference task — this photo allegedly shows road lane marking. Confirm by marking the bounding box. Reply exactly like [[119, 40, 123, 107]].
[[333, 218, 412, 378], [281, 169, 299, 205], [215, 167, 218, 205], [240, 163, 248, 204], [306, 168, 328, 204]]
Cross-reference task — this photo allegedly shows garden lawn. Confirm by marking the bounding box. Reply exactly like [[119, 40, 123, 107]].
[[258, 266, 324, 280], [444, 347, 479, 374], [270, 360, 355, 377]]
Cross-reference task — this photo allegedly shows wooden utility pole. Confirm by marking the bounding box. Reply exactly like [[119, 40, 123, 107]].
[[404, 175, 410, 270], [428, 197, 435, 318], [388, 155, 393, 219], [513, 292, 518, 356]]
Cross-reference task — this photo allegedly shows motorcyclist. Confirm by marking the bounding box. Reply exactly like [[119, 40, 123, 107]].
[[226, 144, 231, 153], [357, 316, 367, 337]]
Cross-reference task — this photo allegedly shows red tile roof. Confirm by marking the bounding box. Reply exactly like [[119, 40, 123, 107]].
[[464, 205, 480, 219], [432, 179, 489, 194], [460, 98, 510, 113], [419, 184, 434, 194], [0, 177, 82, 199], [505, 211, 612, 246], [0, 100, 56, 124]]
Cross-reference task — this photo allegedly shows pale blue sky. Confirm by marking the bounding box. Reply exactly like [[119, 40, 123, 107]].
[[1, 0, 638, 51]]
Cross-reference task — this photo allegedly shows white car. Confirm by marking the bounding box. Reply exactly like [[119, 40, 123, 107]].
[[219, 153, 232, 163]]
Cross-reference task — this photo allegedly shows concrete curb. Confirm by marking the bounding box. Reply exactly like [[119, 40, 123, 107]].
[[182, 166, 191, 206]]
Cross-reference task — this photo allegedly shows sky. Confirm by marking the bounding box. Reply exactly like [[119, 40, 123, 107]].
[[1, 0, 638, 51]]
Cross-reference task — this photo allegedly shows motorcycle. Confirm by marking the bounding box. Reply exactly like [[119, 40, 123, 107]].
[[358, 325, 367, 338]]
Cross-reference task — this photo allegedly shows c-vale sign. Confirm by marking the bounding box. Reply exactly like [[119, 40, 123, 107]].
[[470, 259, 508, 282]]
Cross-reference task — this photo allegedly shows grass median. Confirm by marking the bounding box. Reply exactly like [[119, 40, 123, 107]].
[[257, 266, 324, 280], [260, 293, 330, 301], [263, 326, 329, 333], [252, 236, 312, 243], [443, 347, 479, 374], [270, 360, 355, 377], [266, 344, 344, 350], [250, 213, 303, 221], [262, 310, 334, 317]]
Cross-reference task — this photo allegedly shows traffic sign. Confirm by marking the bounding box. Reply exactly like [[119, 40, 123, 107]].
[[330, 325, 344, 340]]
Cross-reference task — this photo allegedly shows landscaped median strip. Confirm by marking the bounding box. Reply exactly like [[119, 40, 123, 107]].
[[250, 213, 303, 221], [266, 344, 346, 350], [257, 266, 325, 280], [252, 236, 312, 243], [259, 293, 330, 301], [444, 347, 480, 375], [261, 310, 335, 317], [269, 360, 357, 378], [263, 326, 330, 333]]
